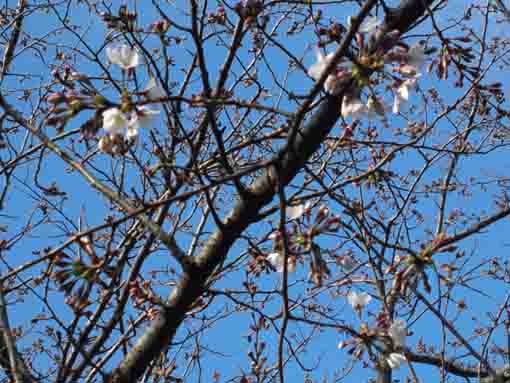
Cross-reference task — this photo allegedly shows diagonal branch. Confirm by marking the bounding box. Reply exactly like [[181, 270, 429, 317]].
[[0, 283, 32, 383], [0, 95, 189, 269], [107, 0, 438, 382], [0, 0, 26, 83], [407, 351, 510, 383]]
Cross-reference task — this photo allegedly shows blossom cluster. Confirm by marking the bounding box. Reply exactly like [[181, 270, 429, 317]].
[[307, 16, 427, 119], [44, 43, 166, 155], [98, 106, 159, 154], [339, 291, 409, 370], [264, 203, 341, 282], [99, 45, 164, 154]]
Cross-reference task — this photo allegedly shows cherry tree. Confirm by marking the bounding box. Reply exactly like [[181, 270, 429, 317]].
[[0, 0, 510, 382]]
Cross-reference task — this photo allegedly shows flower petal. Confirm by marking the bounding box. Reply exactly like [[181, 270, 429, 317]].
[[392, 95, 401, 114], [126, 126, 139, 141], [102, 108, 128, 135], [267, 252, 284, 272], [129, 106, 160, 131], [386, 353, 406, 369], [106, 47, 120, 65], [388, 320, 407, 348], [106, 44, 141, 70], [347, 291, 372, 309], [267, 252, 296, 273], [308, 51, 334, 80], [347, 15, 381, 33], [145, 78, 166, 100], [358, 16, 382, 33], [398, 84, 410, 100], [341, 96, 367, 119], [308, 50, 339, 94], [286, 204, 305, 221]]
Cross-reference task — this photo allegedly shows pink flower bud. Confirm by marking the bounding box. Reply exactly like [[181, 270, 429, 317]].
[[316, 204, 329, 223], [325, 216, 341, 231]]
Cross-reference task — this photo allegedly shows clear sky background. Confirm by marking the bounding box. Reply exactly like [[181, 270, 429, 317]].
[[2, 0, 510, 382]]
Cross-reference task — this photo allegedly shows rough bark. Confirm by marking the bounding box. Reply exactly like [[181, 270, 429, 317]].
[[108, 0, 437, 381]]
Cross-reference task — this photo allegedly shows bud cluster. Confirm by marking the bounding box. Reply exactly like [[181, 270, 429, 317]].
[[100, 5, 137, 32]]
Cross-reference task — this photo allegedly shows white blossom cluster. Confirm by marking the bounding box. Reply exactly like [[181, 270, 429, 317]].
[[307, 16, 426, 119], [99, 44, 165, 154], [334, 291, 409, 369]]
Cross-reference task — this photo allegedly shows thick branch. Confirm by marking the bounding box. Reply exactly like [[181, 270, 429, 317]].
[[108, 0, 436, 382], [0, 284, 32, 383], [0, 0, 26, 83], [408, 352, 510, 383]]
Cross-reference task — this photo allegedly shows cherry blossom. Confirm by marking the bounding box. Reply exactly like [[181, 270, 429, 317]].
[[127, 106, 160, 141], [102, 108, 129, 136], [98, 135, 113, 153], [308, 50, 339, 94], [144, 77, 165, 100], [106, 44, 141, 70], [341, 95, 367, 120], [308, 50, 334, 80], [386, 353, 406, 369], [267, 252, 296, 273], [101, 106, 160, 145], [130, 106, 160, 129], [347, 291, 371, 310], [388, 319, 407, 348], [286, 201, 311, 221], [347, 15, 382, 34], [125, 125, 139, 141], [392, 77, 419, 114]]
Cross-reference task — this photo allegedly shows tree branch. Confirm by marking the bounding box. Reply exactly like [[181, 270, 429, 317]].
[[0, 283, 32, 383], [107, 0, 437, 381], [408, 351, 510, 382]]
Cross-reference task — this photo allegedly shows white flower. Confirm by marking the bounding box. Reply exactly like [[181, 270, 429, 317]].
[[392, 77, 419, 114], [347, 291, 371, 310], [308, 50, 334, 80], [102, 106, 160, 142], [127, 106, 160, 140], [347, 15, 382, 34], [324, 75, 341, 95], [268, 231, 281, 241], [337, 339, 355, 349], [130, 106, 160, 129], [388, 320, 407, 348], [144, 77, 165, 100], [126, 125, 139, 141], [386, 353, 406, 369], [396, 64, 420, 77], [106, 45, 141, 70], [267, 252, 296, 273], [286, 202, 311, 221], [102, 108, 129, 136], [308, 50, 339, 94], [341, 96, 367, 120]]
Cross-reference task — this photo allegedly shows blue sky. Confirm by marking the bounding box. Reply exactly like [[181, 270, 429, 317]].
[[2, 0, 510, 382]]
